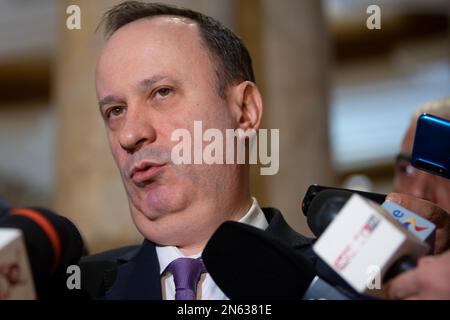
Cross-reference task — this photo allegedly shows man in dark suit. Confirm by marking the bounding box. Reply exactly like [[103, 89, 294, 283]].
[[79, 207, 321, 299], [80, 1, 325, 300]]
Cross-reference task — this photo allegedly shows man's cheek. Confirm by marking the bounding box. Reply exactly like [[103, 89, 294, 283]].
[[110, 150, 128, 179], [106, 136, 119, 158], [109, 140, 124, 163]]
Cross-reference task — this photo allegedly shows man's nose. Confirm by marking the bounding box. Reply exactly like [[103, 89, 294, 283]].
[[119, 106, 156, 153]]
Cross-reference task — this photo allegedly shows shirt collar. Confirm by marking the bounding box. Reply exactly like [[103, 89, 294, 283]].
[[156, 197, 268, 275]]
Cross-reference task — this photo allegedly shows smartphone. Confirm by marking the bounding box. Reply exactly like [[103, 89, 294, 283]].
[[412, 113, 450, 179], [301, 184, 386, 216]]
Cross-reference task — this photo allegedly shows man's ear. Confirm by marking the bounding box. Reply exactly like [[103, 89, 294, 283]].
[[228, 81, 263, 131]]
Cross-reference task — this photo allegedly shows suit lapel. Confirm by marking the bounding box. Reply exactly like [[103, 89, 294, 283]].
[[104, 240, 162, 299]]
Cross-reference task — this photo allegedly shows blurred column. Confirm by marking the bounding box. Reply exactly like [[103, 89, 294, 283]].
[[236, 0, 269, 204], [53, 0, 235, 253], [259, 0, 336, 236], [54, 0, 139, 253]]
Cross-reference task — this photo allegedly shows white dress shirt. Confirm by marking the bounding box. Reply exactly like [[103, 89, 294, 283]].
[[156, 197, 268, 300]]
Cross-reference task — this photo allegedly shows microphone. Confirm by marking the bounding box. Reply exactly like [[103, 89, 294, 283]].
[[306, 189, 436, 243], [313, 194, 430, 297], [0, 207, 84, 299], [202, 221, 356, 300], [381, 200, 435, 243], [306, 189, 349, 237], [301, 184, 386, 217]]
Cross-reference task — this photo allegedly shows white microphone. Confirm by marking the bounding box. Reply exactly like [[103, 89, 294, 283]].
[[313, 194, 430, 297], [0, 229, 36, 299]]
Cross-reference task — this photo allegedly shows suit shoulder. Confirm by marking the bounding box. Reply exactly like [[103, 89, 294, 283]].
[[80, 245, 140, 264], [77, 245, 140, 299]]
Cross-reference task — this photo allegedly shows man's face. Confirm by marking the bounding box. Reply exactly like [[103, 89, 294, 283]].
[[95, 17, 240, 246], [394, 120, 450, 213]]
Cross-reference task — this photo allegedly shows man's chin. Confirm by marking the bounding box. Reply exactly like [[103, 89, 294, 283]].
[[129, 188, 187, 220], [132, 209, 205, 250]]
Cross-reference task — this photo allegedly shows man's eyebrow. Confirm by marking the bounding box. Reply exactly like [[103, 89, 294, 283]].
[[137, 75, 177, 91], [98, 75, 176, 108], [98, 95, 124, 109]]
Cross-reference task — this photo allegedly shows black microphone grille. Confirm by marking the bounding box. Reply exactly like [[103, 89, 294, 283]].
[[6, 207, 84, 275], [202, 221, 316, 299]]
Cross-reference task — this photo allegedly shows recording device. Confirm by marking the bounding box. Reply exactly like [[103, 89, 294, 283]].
[[301, 184, 386, 216], [313, 194, 430, 297], [412, 113, 450, 179], [306, 189, 436, 243], [202, 221, 357, 300], [0, 207, 84, 299], [0, 227, 35, 299]]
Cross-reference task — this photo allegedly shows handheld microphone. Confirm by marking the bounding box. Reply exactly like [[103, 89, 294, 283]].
[[0, 228, 35, 299], [307, 189, 436, 243], [301, 184, 386, 216], [202, 221, 356, 300], [0, 207, 84, 299], [313, 194, 430, 297], [306, 189, 349, 237]]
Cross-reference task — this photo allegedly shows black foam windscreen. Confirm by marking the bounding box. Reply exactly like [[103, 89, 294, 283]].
[[202, 221, 316, 299], [302, 185, 385, 216], [0, 207, 84, 297], [307, 189, 353, 237]]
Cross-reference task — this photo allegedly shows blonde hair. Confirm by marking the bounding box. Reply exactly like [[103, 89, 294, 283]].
[[414, 96, 450, 120]]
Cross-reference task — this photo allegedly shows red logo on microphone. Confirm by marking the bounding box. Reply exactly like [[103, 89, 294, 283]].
[[0, 251, 28, 299]]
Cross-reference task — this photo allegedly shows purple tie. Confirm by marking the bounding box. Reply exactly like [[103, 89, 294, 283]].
[[166, 258, 207, 300]]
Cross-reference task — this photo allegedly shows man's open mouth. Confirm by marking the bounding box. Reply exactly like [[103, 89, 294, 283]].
[[130, 161, 166, 185]]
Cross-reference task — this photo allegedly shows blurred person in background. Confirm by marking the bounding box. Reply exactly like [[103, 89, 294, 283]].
[[394, 97, 450, 213], [393, 97, 450, 254], [387, 97, 450, 299]]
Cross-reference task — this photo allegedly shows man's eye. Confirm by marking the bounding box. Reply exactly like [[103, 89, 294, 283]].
[[154, 87, 172, 98], [106, 106, 125, 119]]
